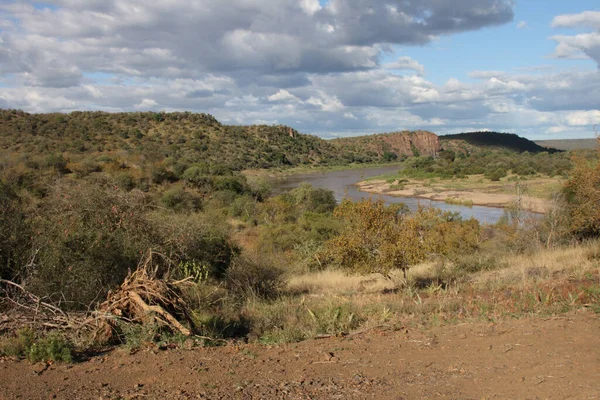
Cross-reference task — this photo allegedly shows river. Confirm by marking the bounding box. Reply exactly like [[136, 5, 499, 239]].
[[270, 165, 508, 224]]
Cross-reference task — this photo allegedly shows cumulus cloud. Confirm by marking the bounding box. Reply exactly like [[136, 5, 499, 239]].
[[551, 11, 600, 67], [0, 1, 598, 138], [517, 20, 527, 29], [268, 89, 301, 102], [383, 56, 425, 76], [552, 11, 600, 29]]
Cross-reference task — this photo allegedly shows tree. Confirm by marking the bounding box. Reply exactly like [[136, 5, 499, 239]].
[[317, 198, 480, 278], [563, 137, 600, 237]]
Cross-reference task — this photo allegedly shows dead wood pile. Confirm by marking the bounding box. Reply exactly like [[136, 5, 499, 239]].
[[93, 258, 196, 344], [0, 279, 87, 333], [1, 253, 198, 345]]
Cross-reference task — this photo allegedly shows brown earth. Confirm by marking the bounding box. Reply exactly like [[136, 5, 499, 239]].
[[1, 309, 599, 399]]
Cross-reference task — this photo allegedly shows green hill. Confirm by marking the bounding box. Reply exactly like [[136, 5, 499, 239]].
[[0, 109, 346, 171], [535, 139, 598, 151], [440, 131, 560, 154]]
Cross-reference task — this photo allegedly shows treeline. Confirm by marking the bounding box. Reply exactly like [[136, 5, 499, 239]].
[[441, 131, 560, 154], [400, 148, 572, 180]]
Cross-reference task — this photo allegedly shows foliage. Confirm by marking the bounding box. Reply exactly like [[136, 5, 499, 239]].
[[398, 149, 571, 180], [317, 198, 481, 276], [441, 131, 560, 153], [25, 180, 237, 308], [226, 254, 285, 300], [563, 140, 600, 237], [0, 328, 73, 363], [0, 182, 29, 280], [27, 180, 158, 307]]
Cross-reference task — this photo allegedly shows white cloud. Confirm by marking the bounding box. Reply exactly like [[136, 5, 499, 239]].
[[564, 110, 600, 126], [552, 11, 600, 29], [468, 70, 506, 79], [299, 0, 321, 15], [307, 91, 345, 112], [383, 56, 425, 76], [135, 98, 158, 110], [517, 20, 527, 29], [0, 1, 598, 139], [551, 11, 600, 67], [268, 89, 300, 102]]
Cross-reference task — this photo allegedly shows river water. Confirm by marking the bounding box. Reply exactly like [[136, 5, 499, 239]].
[[270, 165, 507, 224]]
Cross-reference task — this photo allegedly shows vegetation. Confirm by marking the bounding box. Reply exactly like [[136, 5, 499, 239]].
[[316, 199, 480, 277], [0, 109, 598, 357], [563, 137, 600, 238], [441, 131, 560, 153], [397, 149, 571, 180]]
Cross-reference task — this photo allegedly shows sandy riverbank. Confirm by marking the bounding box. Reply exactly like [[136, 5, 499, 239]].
[[357, 179, 551, 214]]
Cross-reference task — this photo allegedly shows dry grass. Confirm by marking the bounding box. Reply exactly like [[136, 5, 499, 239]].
[[473, 241, 600, 291], [287, 261, 443, 296], [287, 270, 395, 295], [262, 241, 600, 343]]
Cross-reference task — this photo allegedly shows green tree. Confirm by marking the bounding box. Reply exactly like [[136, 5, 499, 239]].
[[563, 138, 600, 237], [318, 198, 480, 277]]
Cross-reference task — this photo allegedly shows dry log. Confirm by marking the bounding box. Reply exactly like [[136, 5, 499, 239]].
[[127, 291, 191, 336]]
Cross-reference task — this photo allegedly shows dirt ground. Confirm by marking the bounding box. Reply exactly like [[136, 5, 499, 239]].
[[1, 309, 599, 400]]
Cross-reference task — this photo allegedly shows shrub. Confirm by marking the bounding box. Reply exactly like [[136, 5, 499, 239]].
[[0, 329, 73, 363], [27, 334, 73, 363], [226, 255, 285, 300], [229, 195, 259, 222], [28, 180, 158, 307], [485, 168, 507, 181], [160, 185, 202, 212], [212, 176, 249, 194], [318, 199, 481, 277], [148, 212, 239, 280], [43, 154, 68, 174], [563, 147, 600, 238], [0, 183, 30, 280]]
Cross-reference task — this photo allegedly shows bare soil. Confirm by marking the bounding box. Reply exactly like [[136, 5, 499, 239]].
[[1, 310, 599, 399]]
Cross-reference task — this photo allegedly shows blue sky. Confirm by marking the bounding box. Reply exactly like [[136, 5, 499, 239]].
[[0, 0, 599, 139]]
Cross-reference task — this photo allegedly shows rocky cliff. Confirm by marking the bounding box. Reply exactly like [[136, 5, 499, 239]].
[[331, 130, 441, 160]]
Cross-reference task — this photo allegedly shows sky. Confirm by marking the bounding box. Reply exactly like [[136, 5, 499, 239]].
[[0, 1, 599, 140]]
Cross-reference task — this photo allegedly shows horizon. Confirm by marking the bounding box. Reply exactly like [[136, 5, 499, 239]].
[[1, 1, 599, 140]]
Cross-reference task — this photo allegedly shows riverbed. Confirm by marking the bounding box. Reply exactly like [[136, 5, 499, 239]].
[[269, 165, 510, 224]]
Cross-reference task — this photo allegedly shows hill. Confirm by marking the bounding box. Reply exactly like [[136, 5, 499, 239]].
[[535, 138, 598, 151], [440, 131, 560, 154], [330, 130, 440, 162], [0, 110, 446, 177], [0, 109, 345, 171]]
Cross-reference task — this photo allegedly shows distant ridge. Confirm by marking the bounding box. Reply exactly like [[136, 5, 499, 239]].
[[535, 139, 598, 151], [0, 110, 440, 171], [330, 131, 441, 162], [440, 131, 560, 153]]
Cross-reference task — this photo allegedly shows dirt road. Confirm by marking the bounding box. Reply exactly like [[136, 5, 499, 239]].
[[1, 309, 599, 399]]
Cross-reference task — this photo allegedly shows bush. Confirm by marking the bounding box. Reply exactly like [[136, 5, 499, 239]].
[[563, 148, 600, 238], [226, 255, 285, 300], [28, 180, 158, 307], [149, 212, 239, 280], [160, 185, 202, 212], [43, 154, 68, 174], [27, 180, 239, 307], [318, 199, 481, 277], [0, 329, 73, 363], [212, 176, 249, 194], [0, 182, 30, 280], [485, 168, 507, 181]]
